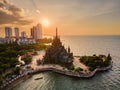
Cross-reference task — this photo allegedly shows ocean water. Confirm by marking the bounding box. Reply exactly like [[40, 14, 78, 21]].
[[12, 36, 120, 90]]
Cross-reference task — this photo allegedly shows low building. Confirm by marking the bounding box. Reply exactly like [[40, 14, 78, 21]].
[[0, 38, 5, 44], [17, 38, 36, 45]]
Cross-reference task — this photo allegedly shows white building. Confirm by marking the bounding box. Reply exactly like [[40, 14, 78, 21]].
[[0, 38, 15, 44], [0, 26, 37, 45], [17, 38, 36, 45]]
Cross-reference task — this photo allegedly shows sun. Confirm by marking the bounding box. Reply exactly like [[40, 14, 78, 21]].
[[42, 19, 50, 27]]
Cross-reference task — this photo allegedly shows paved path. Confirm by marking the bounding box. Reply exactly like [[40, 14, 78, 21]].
[[73, 57, 88, 70]]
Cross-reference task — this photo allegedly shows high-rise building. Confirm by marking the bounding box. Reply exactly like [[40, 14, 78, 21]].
[[31, 28, 34, 38], [5, 27, 12, 38], [36, 23, 42, 39], [31, 26, 36, 39], [21, 31, 27, 38], [14, 27, 19, 38], [31, 23, 42, 40]]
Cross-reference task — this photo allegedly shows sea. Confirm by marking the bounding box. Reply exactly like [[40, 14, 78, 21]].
[[12, 35, 120, 90]]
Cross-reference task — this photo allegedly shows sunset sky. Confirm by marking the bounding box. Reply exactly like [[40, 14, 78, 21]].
[[0, 0, 120, 36]]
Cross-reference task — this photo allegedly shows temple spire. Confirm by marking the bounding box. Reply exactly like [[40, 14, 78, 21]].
[[68, 46, 70, 53], [56, 27, 58, 37]]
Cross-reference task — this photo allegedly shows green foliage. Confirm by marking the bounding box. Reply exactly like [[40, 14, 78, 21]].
[[0, 42, 49, 85], [13, 67, 21, 75], [89, 67, 95, 71], [0, 78, 3, 86], [4, 72, 14, 78], [34, 51, 38, 55], [0, 57, 18, 73], [68, 64, 75, 70], [74, 67, 83, 72], [0, 42, 48, 76], [62, 67, 65, 70], [22, 55, 32, 64], [107, 54, 112, 61], [37, 59, 42, 65], [36, 38, 53, 43], [80, 54, 111, 70]]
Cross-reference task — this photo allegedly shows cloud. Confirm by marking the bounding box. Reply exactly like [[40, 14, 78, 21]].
[[0, 2, 4, 8], [0, 0, 33, 25], [3, 0, 8, 4], [36, 10, 40, 14]]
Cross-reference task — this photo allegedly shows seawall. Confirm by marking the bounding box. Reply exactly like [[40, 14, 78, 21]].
[[32, 61, 113, 78]]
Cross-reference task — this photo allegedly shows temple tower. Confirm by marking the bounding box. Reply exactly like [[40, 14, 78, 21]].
[[56, 27, 58, 38]]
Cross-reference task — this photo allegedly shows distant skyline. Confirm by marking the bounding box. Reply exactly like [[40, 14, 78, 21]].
[[0, 0, 120, 36]]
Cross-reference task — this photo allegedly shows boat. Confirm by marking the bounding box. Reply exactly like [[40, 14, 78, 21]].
[[34, 77, 43, 80]]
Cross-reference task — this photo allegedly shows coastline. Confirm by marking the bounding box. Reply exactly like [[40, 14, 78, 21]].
[[0, 73, 32, 90], [32, 60, 113, 78], [0, 60, 112, 90]]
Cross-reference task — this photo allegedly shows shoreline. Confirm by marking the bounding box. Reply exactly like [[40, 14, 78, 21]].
[[0, 60, 112, 90], [32, 60, 113, 78], [0, 73, 32, 90]]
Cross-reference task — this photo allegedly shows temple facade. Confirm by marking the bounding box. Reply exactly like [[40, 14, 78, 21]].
[[43, 28, 73, 65]]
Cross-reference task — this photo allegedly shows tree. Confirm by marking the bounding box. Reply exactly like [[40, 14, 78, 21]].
[[22, 55, 32, 64], [107, 54, 112, 61], [74, 67, 83, 72], [13, 67, 21, 75]]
